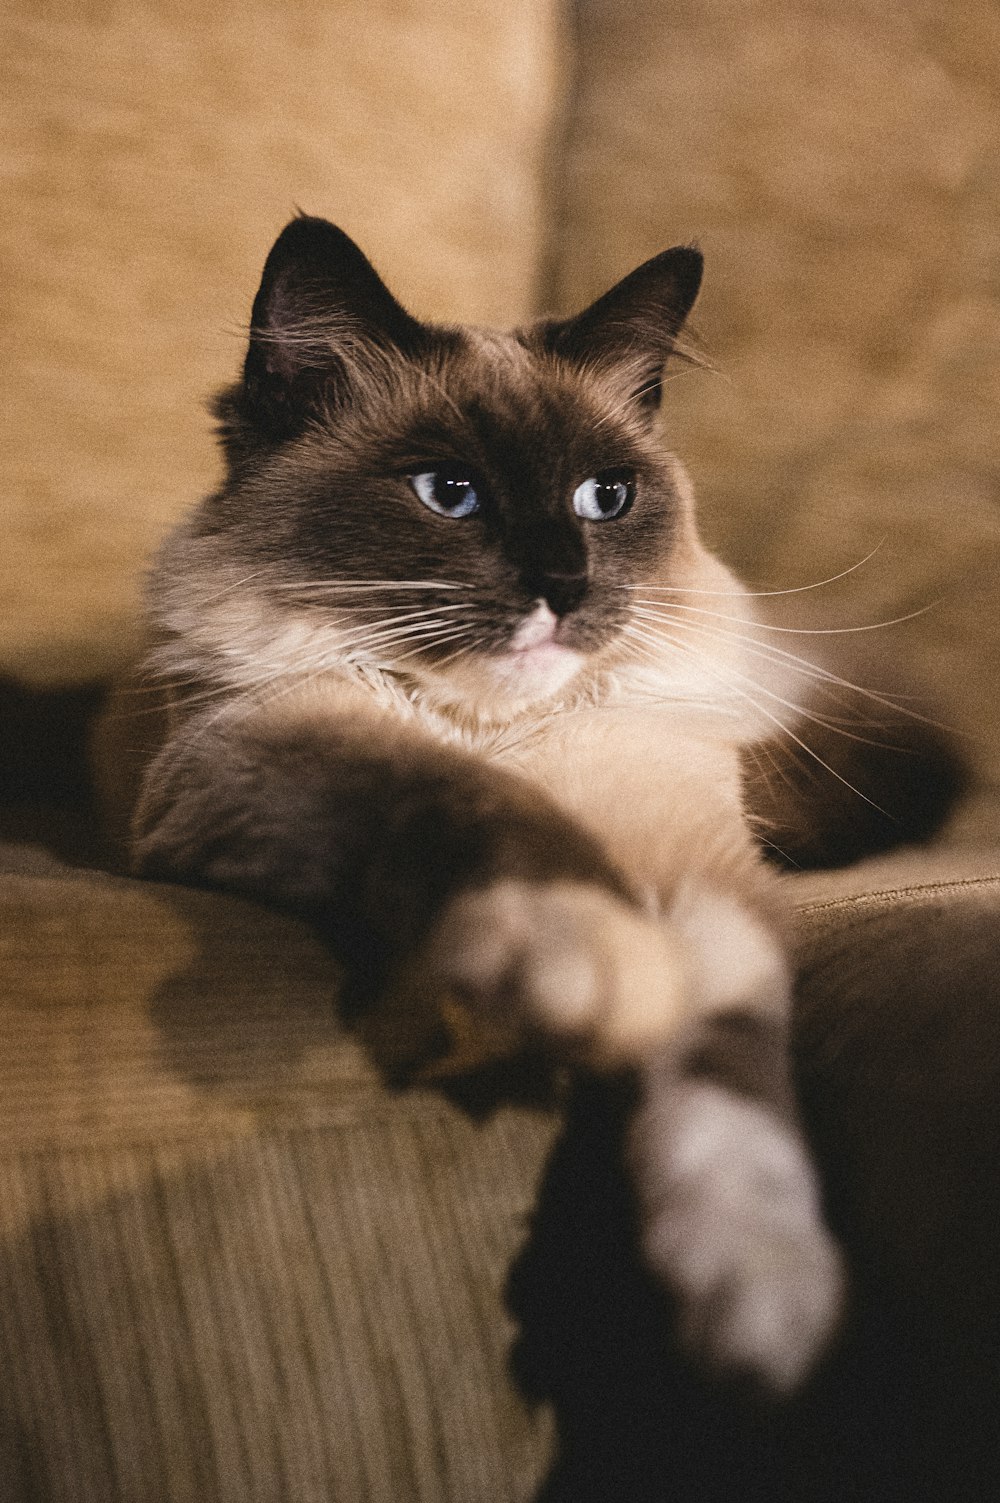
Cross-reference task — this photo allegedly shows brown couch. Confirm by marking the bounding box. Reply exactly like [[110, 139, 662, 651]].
[[2, 3, 999, 1498]]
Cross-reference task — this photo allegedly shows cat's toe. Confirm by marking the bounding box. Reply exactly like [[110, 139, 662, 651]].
[[634, 1081, 845, 1395], [422, 879, 686, 1064], [422, 880, 599, 1044]]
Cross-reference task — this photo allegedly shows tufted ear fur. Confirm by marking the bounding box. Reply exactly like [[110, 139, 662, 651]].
[[547, 246, 703, 411], [240, 215, 424, 442]]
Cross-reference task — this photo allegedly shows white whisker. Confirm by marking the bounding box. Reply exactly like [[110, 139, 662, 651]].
[[337, 615, 472, 657], [629, 603, 959, 736], [390, 627, 471, 664], [629, 594, 939, 637], [328, 604, 468, 645], [619, 621, 888, 812], [627, 617, 878, 747], [626, 542, 888, 599], [198, 571, 267, 606], [431, 635, 486, 670], [275, 578, 471, 593]]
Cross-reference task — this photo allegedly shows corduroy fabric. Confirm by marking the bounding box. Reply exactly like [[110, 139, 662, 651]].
[[0, 872, 557, 1502], [0, 1125, 556, 1503], [0, 856, 998, 1497]]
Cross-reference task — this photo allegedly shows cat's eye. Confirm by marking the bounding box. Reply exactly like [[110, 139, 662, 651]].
[[572, 469, 636, 522], [409, 468, 480, 518]]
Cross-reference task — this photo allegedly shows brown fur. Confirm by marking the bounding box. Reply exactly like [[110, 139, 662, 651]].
[[132, 217, 846, 1393]]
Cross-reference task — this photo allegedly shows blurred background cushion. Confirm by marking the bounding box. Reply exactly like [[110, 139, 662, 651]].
[[549, 0, 1000, 842], [1, 0, 564, 687]]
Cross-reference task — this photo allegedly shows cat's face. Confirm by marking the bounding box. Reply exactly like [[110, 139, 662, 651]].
[[205, 217, 704, 714]]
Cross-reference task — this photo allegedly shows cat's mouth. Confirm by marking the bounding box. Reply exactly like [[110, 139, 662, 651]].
[[507, 601, 563, 653], [422, 600, 587, 710], [494, 606, 584, 695]]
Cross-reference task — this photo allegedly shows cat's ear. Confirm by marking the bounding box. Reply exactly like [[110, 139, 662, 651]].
[[241, 215, 422, 441], [548, 246, 703, 411]]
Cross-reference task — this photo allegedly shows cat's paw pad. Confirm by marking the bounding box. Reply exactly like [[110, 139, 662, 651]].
[[636, 1083, 845, 1395], [419, 879, 687, 1067]]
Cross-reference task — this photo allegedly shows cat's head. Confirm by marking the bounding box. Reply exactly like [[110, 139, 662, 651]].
[[196, 215, 712, 716]]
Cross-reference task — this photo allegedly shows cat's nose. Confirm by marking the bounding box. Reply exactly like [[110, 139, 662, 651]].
[[526, 569, 589, 617]]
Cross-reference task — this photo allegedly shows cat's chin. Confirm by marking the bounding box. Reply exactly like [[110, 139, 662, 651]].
[[425, 642, 587, 718], [489, 641, 586, 701]]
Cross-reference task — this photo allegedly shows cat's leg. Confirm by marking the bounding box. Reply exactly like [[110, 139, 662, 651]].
[[493, 712, 845, 1387], [628, 883, 844, 1394], [135, 696, 842, 1388], [423, 870, 844, 1391], [132, 695, 684, 1070]]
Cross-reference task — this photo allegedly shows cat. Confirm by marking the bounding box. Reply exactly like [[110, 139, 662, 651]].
[[130, 213, 851, 1396]]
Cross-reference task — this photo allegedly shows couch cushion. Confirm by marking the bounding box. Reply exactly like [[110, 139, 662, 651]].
[[1, 0, 564, 687], [553, 0, 1000, 843], [0, 869, 558, 1500], [788, 849, 1000, 1347], [0, 852, 997, 1499]]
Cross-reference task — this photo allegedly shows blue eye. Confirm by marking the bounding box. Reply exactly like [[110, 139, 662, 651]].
[[572, 469, 636, 521], [409, 468, 480, 518]]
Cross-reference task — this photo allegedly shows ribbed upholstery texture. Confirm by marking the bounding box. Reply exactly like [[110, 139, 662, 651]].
[[0, 875, 557, 1503], [0, 857, 998, 1499]]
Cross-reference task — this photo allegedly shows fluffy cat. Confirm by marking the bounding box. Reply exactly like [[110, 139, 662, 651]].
[[132, 214, 847, 1394]]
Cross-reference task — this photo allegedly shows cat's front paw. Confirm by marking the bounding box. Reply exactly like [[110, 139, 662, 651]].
[[634, 1080, 845, 1395], [408, 879, 688, 1073]]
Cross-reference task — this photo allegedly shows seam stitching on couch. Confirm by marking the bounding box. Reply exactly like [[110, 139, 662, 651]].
[[798, 873, 1000, 917]]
